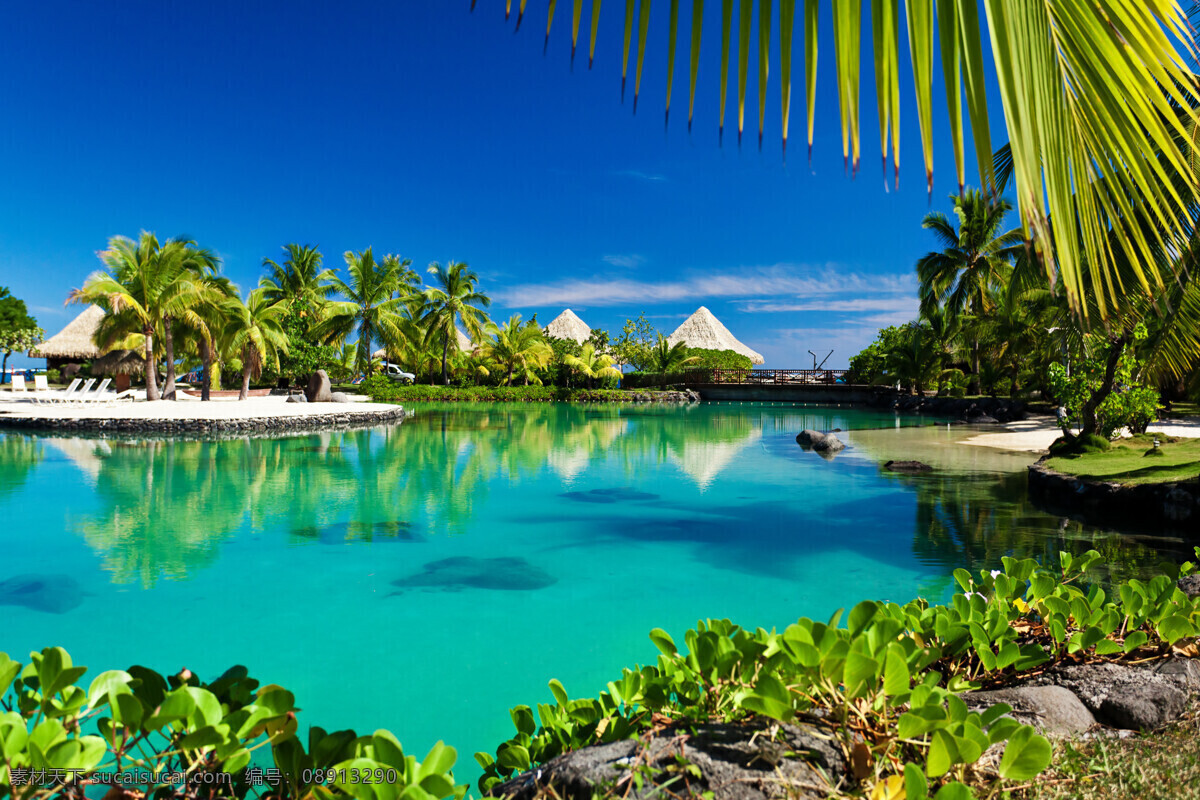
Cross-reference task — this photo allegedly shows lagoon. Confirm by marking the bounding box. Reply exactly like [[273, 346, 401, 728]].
[[0, 402, 1180, 785]]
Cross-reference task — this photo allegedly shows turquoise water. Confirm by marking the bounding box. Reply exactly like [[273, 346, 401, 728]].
[[0, 402, 1179, 786]]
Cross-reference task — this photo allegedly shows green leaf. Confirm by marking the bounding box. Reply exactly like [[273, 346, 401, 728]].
[[997, 725, 1052, 781], [1156, 615, 1194, 645], [904, 762, 929, 800], [933, 782, 974, 800], [548, 679, 569, 707], [926, 729, 958, 777], [497, 743, 531, 772], [649, 628, 677, 656], [1123, 631, 1149, 653], [883, 645, 910, 696], [843, 651, 880, 698], [0, 654, 21, 697]]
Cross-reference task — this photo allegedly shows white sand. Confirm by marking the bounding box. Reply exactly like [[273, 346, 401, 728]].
[[961, 416, 1200, 454], [0, 393, 400, 421]]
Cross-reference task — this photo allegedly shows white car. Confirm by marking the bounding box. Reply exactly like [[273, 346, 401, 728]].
[[384, 364, 415, 384]]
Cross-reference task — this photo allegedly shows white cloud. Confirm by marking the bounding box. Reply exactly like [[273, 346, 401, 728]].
[[737, 296, 917, 314], [602, 254, 646, 268], [494, 264, 911, 308], [615, 169, 667, 182]]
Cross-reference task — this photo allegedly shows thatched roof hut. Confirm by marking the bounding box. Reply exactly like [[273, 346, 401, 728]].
[[666, 306, 765, 365], [92, 349, 145, 376], [544, 309, 592, 344], [29, 306, 106, 368]]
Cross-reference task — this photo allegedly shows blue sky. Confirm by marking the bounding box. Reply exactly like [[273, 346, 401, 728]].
[[0, 1, 1003, 368]]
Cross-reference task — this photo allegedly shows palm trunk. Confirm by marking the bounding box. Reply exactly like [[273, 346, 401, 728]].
[[144, 330, 160, 401], [239, 364, 252, 401], [200, 339, 212, 402], [969, 336, 981, 396], [441, 334, 450, 386], [1010, 361, 1020, 399], [1, 352, 8, 384], [162, 319, 177, 400], [506, 365, 514, 386]]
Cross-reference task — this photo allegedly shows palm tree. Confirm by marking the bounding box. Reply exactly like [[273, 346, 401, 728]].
[[69, 232, 216, 401], [224, 289, 289, 401], [563, 343, 622, 388], [419, 261, 492, 385], [479, 315, 554, 386], [917, 190, 1023, 394], [508, 2, 1199, 316], [888, 325, 952, 396], [648, 335, 700, 373], [259, 244, 336, 306], [324, 249, 418, 375], [184, 273, 239, 401]]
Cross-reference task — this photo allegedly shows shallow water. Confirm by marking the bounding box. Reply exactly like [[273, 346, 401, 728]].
[[0, 402, 1185, 785]]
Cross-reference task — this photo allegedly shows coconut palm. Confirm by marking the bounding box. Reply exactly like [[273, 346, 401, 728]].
[[323, 249, 418, 375], [224, 289, 289, 401], [181, 273, 239, 401], [259, 244, 336, 306], [917, 190, 1023, 394], [69, 232, 217, 401], [479, 315, 553, 386], [563, 343, 622, 388], [420, 261, 492, 385], [648, 335, 700, 373], [888, 325, 954, 396], [513, 2, 1199, 317]]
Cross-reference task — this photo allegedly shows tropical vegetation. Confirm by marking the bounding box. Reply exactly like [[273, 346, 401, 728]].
[[8, 548, 1193, 799], [0, 287, 42, 385]]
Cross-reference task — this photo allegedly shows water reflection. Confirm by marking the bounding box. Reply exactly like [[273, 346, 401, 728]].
[[3, 403, 1186, 590]]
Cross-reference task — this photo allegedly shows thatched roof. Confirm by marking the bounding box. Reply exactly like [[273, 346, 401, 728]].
[[666, 306, 765, 365], [29, 305, 106, 360], [92, 349, 145, 376], [456, 327, 473, 352], [544, 309, 591, 344]]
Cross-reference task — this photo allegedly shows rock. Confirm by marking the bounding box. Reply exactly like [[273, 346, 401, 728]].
[[883, 460, 933, 472], [796, 430, 827, 448], [963, 686, 1096, 736], [1164, 486, 1196, 522], [812, 434, 845, 453], [330, 392, 353, 403], [1025, 659, 1200, 730], [305, 370, 333, 403], [1178, 574, 1200, 599], [972, 415, 1000, 424], [488, 719, 845, 800], [285, 394, 307, 403]]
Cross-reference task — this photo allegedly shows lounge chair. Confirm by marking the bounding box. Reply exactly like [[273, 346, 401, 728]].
[[75, 378, 112, 404], [37, 378, 83, 404], [55, 378, 96, 405], [33, 374, 49, 392], [9, 375, 27, 394]]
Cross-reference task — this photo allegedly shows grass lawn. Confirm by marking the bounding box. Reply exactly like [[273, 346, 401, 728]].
[[1012, 701, 1200, 800], [1046, 434, 1200, 484]]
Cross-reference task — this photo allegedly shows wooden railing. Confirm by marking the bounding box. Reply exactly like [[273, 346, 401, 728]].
[[623, 369, 848, 387]]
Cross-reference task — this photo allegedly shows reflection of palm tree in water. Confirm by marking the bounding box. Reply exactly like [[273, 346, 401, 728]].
[[0, 434, 44, 497]]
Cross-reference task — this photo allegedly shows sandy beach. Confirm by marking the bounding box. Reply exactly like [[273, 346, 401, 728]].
[[0, 392, 399, 422], [961, 416, 1200, 454]]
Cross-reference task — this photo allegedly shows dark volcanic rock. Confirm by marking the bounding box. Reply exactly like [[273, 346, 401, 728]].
[[812, 434, 845, 453], [488, 719, 845, 800], [306, 369, 333, 403], [795, 430, 827, 448], [964, 686, 1096, 736], [883, 460, 933, 472], [1178, 575, 1200, 599], [1024, 659, 1200, 730]]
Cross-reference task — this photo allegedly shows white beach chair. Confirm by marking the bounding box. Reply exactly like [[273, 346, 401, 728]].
[[57, 378, 96, 405], [33, 374, 49, 392], [37, 377, 82, 404], [77, 378, 111, 403], [9, 375, 27, 395]]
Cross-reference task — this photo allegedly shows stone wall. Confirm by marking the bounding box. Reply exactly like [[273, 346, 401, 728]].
[[1027, 462, 1200, 529], [0, 407, 409, 438]]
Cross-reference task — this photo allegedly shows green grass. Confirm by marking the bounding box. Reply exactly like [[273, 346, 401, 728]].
[[1013, 701, 1200, 800], [1046, 434, 1200, 484]]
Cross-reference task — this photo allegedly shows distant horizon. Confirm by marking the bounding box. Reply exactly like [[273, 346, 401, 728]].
[[1, 2, 1007, 371]]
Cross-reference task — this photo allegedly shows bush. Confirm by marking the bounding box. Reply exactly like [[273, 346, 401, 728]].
[[0, 648, 464, 799], [43, 368, 60, 384], [478, 550, 1200, 799], [683, 347, 752, 371], [1048, 433, 1112, 457], [359, 377, 677, 404]]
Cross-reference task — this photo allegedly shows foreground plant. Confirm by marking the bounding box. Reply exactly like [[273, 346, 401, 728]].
[[478, 550, 1200, 799], [0, 651, 463, 800]]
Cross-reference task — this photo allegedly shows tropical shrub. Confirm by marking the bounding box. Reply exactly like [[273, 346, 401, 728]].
[[360, 377, 670, 403], [477, 550, 1200, 799], [275, 298, 337, 382], [682, 347, 752, 371], [1048, 324, 1161, 438], [0, 648, 463, 800]]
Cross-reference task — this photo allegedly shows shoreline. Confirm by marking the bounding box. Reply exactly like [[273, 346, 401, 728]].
[[961, 416, 1200, 454], [0, 395, 407, 436]]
